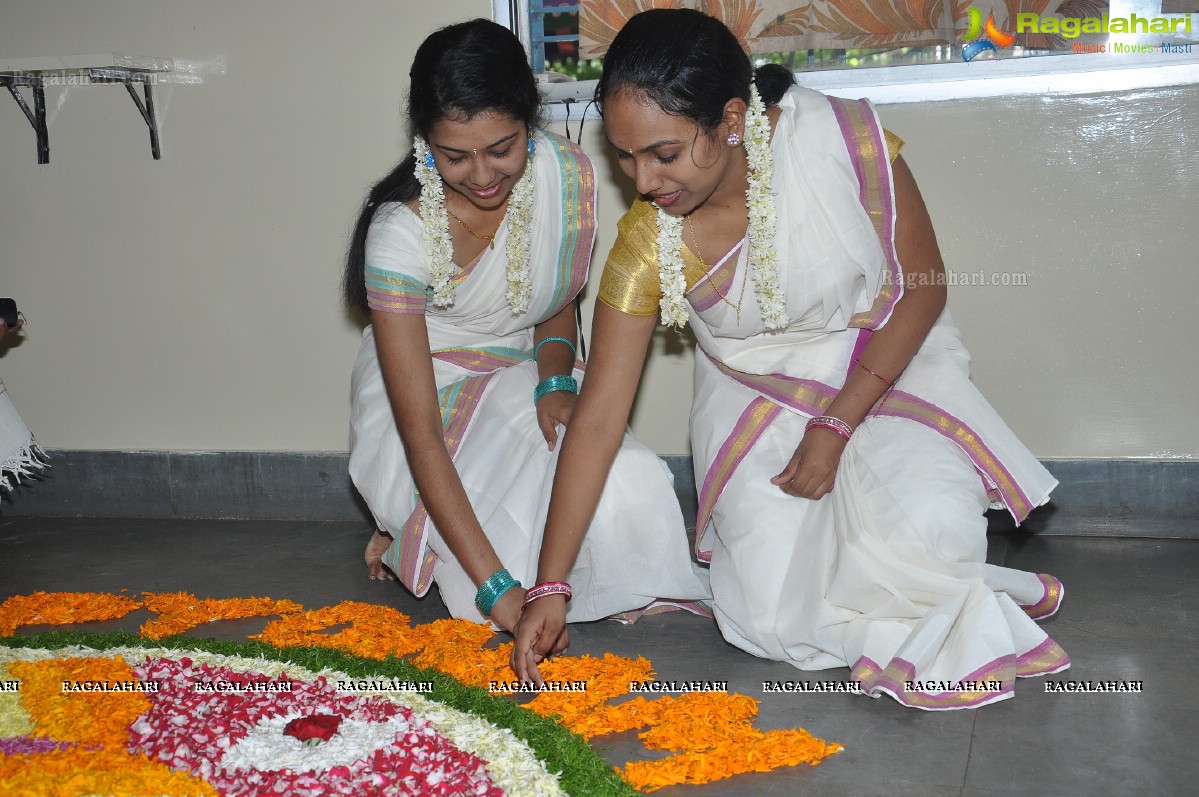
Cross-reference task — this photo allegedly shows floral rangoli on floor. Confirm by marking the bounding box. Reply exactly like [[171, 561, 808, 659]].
[[0, 591, 843, 795]]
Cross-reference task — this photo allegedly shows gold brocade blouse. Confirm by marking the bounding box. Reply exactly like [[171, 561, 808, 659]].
[[597, 129, 904, 316]]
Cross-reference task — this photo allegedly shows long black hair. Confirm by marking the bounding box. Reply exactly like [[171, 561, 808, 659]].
[[343, 19, 541, 315], [595, 8, 794, 132]]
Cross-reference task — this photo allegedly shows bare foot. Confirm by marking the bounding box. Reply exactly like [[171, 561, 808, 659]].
[[365, 528, 396, 581]]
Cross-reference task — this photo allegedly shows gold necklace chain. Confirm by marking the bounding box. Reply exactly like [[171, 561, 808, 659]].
[[446, 206, 502, 250], [685, 214, 747, 323]]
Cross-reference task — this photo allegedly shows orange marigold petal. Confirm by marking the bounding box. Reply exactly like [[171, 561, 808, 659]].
[[139, 592, 303, 639], [0, 747, 218, 797], [8, 657, 152, 747], [0, 591, 141, 635], [254, 600, 420, 660]]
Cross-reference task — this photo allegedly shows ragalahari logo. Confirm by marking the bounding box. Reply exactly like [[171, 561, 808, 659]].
[[961, 8, 1016, 61]]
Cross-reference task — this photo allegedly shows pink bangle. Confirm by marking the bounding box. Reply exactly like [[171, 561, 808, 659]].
[[522, 581, 572, 610], [806, 415, 853, 441], [855, 360, 896, 388]]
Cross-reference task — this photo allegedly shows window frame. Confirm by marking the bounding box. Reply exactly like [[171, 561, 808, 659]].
[[495, 1, 1199, 116]]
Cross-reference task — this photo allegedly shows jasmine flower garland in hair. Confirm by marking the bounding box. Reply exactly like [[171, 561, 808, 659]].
[[654, 85, 786, 330], [413, 133, 535, 315]]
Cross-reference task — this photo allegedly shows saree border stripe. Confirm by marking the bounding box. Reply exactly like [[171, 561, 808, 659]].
[[706, 355, 1036, 527], [877, 390, 1035, 523], [365, 265, 427, 314], [1018, 574, 1066, 621], [611, 600, 715, 624], [386, 371, 497, 595], [433, 346, 531, 373], [546, 133, 595, 315], [685, 245, 741, 314], [695, 397, 784, 561], [449, 251, 486, 287], [845, 327, 873, 381], [851, 654, 1016, 710], [1015, 635, 1072, 677], [827, 96, 903, 332]]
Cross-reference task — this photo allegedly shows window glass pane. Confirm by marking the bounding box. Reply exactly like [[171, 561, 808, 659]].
[[540, 1, 1193, 77], [531, 0, 603, 78]]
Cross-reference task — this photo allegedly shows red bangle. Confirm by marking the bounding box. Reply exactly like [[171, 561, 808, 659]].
[[522, 581, 572, 610], [855, 360, 896, 388]]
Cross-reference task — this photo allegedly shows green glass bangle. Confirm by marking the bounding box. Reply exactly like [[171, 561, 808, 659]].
[[534, 336, 576, 360], [533, 374, 578, 403], [475, 568, 520, 616]]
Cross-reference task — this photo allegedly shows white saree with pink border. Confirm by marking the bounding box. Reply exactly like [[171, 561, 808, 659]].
[[680, 87, 1068, 709]]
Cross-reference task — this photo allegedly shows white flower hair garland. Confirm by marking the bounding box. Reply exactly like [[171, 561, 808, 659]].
[[655, 85, 787, 330], [413, 132, 535, 314]]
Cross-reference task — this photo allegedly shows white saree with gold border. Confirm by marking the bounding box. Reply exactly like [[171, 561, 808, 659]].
[[348, 131, 710, 625], [600, 87, 1068, 708]]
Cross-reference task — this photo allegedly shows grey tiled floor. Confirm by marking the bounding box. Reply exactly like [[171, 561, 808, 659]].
[[1, 515, 1194, 796]]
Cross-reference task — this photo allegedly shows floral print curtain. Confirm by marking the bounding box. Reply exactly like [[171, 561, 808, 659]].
[[579, 0, 1109, 59]]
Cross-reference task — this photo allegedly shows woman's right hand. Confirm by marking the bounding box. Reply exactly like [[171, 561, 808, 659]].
[[770, 427, 847, 500], [0, 317, 23, 340], [511, 595, 570, 685], [535, 390, 577, 451]]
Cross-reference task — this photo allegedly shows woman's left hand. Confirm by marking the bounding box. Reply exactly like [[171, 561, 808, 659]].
[[536, 391, 577, 451], [511, 595, 570, 685], [770, 427, 848, 500]]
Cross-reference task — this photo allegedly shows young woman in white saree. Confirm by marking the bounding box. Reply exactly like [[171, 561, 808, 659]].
[[345, 19, 709, 634], [513, 9, 1068, 708]]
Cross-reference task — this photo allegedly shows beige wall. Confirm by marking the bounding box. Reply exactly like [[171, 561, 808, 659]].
[[881, 88, 1199, 459], [3, 1, 1196, 458], [1, 0, 491, 451]]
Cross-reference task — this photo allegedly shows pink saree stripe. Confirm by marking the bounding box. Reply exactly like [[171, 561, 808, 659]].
[[391, 371, 497, 595], [852, 654, 1015, 710], [439, 374, 491, 465], [686, 251, 739, 314], [611, 600, 715, 624], [695, 397, 784, 552], [1019, 573, 1065, 621], [450, 251, 485, 286], [827, 96, 903, 331], [546, 135, 595, 316], [687, 280, 724, 313], [1015, 635, 1072, 677], [846, 328, 872, 382], [708, 354, 1037, 523], [710, 357, 830, 417], [392, 503, 439, 595], [366, 289, 426, 315], [875, 390, 1036, 523], [432, 347, 530, 374]]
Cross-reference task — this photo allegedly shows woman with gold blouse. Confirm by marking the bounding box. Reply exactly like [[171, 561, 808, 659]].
[[512, 9, 1068, 709]]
